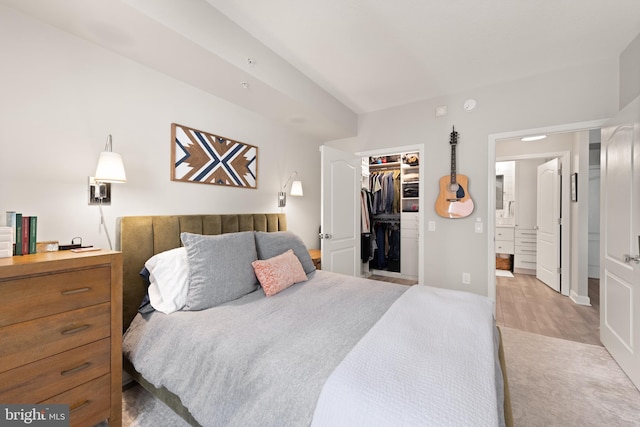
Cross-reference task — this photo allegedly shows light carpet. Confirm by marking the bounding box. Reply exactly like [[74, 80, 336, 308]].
[[500, 327, 640, 427], [119, 328, 640, 426]]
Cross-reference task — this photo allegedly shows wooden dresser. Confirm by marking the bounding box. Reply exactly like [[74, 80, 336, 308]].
[[0, 250, 122, 427]]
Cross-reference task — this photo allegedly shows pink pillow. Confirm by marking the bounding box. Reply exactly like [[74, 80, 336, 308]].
[[252, 249, 308, 297]]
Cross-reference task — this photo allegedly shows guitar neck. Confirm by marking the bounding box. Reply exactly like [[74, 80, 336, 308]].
[[450, 143, 457, 184]]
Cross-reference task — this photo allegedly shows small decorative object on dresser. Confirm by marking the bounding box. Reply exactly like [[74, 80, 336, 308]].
[[0, 250, 123, 427]]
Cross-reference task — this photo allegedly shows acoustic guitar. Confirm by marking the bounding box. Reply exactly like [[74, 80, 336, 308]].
[[435, 126, 474, 218]]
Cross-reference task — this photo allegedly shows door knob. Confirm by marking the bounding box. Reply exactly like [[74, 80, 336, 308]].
[[318, 233, 332, 239]]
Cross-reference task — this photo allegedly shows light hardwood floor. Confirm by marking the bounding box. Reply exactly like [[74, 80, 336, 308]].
[[368, 274, 418, 286], [496, 272, 601, 346], [370, 271, 601, 346]]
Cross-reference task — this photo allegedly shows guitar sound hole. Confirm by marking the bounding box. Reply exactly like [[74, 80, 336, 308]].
[[449, 183, 459, 192]]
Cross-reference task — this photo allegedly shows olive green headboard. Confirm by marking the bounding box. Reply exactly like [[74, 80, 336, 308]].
[[116, 213, 287, 332]]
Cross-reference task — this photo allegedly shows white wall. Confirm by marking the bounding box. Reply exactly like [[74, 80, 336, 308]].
[[620, 32, 640, 110], [0, 6, 322, 250], [571, 131, 591, 305], [328, 60, 619, 296]]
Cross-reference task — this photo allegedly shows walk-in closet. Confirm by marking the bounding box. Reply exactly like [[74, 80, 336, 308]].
[[361, 152, 420, 280]]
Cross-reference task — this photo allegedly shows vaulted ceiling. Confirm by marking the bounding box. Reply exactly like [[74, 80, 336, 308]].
[[3, 0, 640, 140]]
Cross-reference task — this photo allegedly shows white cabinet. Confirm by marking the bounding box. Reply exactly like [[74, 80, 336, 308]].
[[495, 226, 515, 255], [512, 159, 542, 274], [400, 212, 419, 279], [514, 228, 537, 274]]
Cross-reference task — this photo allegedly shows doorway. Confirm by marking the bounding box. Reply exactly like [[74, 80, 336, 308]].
[[320, 144, 425, 285], [496, 150, 571, 295], [487, 119, 606, 314], [357, 144, 425, 282]]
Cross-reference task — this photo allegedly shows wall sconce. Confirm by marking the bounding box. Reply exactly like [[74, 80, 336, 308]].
[[278, 171, 303, 207], [89, 134, 126, 249]]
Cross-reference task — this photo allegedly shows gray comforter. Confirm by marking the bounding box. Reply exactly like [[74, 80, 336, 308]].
[[123, 270, 407, 427]]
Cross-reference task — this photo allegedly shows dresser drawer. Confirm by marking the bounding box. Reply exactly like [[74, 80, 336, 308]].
[[515, 237, 537, 247], [496, 227, 514, 241], [44, 374, 111, 427], [0, 303, 110, 372], [400, 212, 419, 231], [0, 338, 110, 403], [515, 245, 537, 256], [515, 229, 537, 239], [0, 266, 111, 327], [495, 241, 514, 254], [515, 254, 537, 269]]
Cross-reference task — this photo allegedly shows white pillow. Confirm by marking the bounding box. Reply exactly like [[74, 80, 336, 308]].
[[145, 247, 189, 314]]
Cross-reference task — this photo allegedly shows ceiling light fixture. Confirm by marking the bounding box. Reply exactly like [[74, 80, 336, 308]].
[[240, 81, 250, 89], [521, 135, 547, 142]]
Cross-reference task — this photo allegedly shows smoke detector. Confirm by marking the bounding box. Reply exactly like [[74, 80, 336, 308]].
[[463, 99, 477, 111]]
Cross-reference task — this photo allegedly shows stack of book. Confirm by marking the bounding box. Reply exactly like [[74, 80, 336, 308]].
[[6, 211, 37, 256], [0, 226, 11, 258]]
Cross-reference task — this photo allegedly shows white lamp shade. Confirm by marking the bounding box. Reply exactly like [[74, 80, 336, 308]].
[[95, 151, 127, 183], [290, 180, 303, 196]]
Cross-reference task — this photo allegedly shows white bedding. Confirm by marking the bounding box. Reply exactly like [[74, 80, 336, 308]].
[[124, 270, 503, 427], [311, 285, 499, 427]]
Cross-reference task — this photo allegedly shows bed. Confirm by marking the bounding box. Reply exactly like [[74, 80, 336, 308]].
[[117, 213, 513, 427]]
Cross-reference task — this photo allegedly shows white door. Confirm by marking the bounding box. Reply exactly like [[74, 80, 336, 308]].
[[320, 145, 361, 276], [588, 167, 601, 278], [600, 96, 640, 389], [536, 158, 561, 292]]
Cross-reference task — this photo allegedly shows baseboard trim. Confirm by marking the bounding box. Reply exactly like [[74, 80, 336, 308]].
[[570, 290, 592, 306]]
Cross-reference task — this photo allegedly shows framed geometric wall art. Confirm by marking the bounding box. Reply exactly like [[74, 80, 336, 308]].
[[171, 123, 258, 189]]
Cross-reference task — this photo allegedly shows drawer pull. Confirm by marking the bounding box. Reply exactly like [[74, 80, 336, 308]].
[[70, 400, 90, 413], [520, 249, 536, 253], [61, 325, 90, 335], [61, 362, 91, 376], [61, 287, 91, 296], [519, 240, 536, 244]]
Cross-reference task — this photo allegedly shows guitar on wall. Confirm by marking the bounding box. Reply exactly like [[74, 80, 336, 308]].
[[435, 126, 475, 218]]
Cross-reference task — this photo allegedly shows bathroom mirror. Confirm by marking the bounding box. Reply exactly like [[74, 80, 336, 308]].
[[496, 175, 504, 210]]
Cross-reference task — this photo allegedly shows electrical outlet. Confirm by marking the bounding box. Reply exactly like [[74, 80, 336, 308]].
[[428, 221, 436, 231], [462, 273, 471, 284]]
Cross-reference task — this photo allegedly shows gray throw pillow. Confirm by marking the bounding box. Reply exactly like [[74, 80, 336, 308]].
[[181, 231, 258, 310], [254, 231, 315, 274]]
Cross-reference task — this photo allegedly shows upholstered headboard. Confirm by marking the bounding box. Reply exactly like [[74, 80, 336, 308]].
[[116, 213, 287, 332]]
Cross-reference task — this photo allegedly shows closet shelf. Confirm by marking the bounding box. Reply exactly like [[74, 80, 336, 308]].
[[369, 163, 401, 171]]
